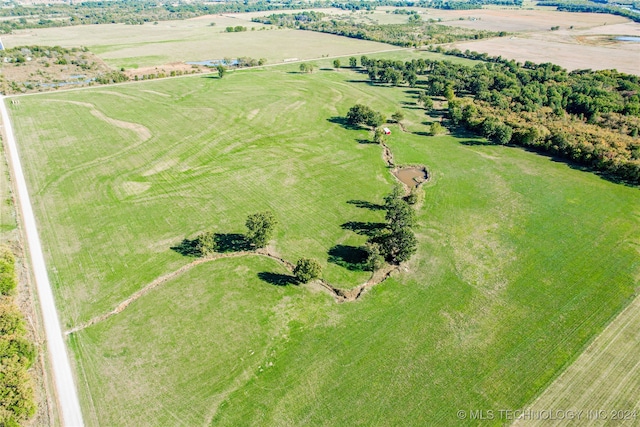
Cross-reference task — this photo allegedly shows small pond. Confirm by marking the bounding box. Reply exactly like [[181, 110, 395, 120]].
[[616, 36, 640, 42], [186, 59, 239, 67], [393, 167, 428, 189]]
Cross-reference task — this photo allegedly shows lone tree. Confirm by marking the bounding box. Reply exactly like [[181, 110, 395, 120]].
[[346, 104, 385, 129], [333, 59, 341, 69], [299, 63, 314, 73], [391, 110, 404, 123], [373, 127, 385, 144], [245, 211, 277, 248], [216, 65, 226, 78], [196, 231, 217, 256], [293, 258, 322, 283], [349, 57, 357, 68]]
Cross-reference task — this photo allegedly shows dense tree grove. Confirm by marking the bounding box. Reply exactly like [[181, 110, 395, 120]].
[[353, 187, 418, 266], [367, 188, 418, 264], [0, 248, 35, 426], [357, 53, 640, 184]]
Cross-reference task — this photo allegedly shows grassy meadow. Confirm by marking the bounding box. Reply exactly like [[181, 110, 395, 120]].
[[8, 62, 640, 426]]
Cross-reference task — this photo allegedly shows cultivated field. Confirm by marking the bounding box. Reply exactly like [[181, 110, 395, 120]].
[[442, 9, 640, 74], [8, 61, 639, 425], [3, 6, 638, 74]]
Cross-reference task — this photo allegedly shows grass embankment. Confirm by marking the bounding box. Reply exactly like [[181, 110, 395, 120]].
[[8, 64, 639, 426]]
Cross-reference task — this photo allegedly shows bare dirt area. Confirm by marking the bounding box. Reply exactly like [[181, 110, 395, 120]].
[[439, 8, 639, 74], [431, 9, 630, 32], [451, 34, 640, 74]]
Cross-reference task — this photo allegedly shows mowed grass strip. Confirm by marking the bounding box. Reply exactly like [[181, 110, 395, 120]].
[[514, 294, 640, 427], [9, 64, 640, 426]]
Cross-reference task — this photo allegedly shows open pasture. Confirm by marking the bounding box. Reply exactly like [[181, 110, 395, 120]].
[[8, 62, 640, 426], [2, 17, 400, 69]]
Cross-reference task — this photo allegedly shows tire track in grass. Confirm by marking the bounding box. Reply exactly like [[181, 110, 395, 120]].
[[36, 99, 152, 195]]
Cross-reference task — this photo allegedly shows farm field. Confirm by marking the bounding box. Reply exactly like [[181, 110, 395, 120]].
[[7, 62, 640, 425], [438, 9, 639, 74], [4, 6, 639, 74]]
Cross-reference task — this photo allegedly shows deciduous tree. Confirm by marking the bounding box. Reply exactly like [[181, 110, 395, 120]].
[[245, 211, 277, 248], [293, 258, 322, 283]]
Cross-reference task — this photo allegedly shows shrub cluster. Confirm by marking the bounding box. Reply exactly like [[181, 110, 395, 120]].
[[0, 247, 36, 426]]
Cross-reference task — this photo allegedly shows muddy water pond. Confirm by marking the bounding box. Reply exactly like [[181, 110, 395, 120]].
[[393, 167, 428, 189]]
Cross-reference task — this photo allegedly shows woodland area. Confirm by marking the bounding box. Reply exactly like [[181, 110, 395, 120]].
[[358, 53, 640, 184]]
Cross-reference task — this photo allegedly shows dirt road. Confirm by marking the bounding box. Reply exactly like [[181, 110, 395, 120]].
[[0, 96, 85, 427]]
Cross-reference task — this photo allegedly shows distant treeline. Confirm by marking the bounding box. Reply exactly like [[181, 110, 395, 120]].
[[0, 0, 329, 33], [538, 1, 640, 22], [254, 12, 506, 47], [0, 0, 522, 33], [359, 52, 640, 184]]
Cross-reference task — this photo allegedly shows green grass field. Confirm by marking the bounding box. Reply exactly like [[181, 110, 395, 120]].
[[8, 63, 640, 426], [2, 18, 402, 69], [0, 144, 16, 239]]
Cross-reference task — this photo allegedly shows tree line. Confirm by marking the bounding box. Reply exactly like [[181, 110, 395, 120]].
[[0, 247, 36, 426], [537, 1, 640, 23], [355, 54, 640, 184], [254, 11, 506, 47]]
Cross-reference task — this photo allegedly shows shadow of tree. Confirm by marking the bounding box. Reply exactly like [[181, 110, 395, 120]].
[[214, 233, 252, 252], [171, 238, 202, 257], [257, 272, 298, 286], [357, 138, 376, 144], [172, 233, 252, 258], [341, 221, 387, 237], [327, 116, 361, 130], [328, 244, 368, 271], [346, 200, 385, 211], [459, 139, 494, 146]]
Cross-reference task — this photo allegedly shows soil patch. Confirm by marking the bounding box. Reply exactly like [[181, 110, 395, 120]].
[[392, 166, 428, 189]]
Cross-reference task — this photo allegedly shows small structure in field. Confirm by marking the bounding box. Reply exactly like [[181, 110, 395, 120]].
[[383, 127, 391, 135]]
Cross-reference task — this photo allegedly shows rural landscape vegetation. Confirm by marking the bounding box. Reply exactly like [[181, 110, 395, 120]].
[[0, 0, 638, 425]]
